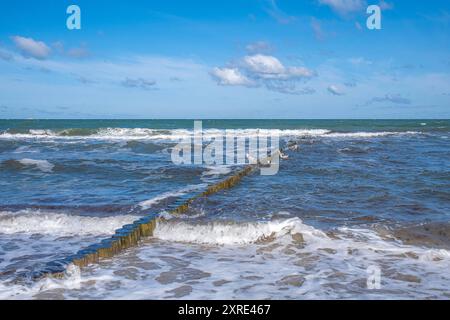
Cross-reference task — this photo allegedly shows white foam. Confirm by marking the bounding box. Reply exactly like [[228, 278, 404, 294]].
[[325, 131, 420, 138], [1, 218, 450, 299], [153, 218, 327, 245], [0, 127, 424, 142], [138, 184, 206, 210], [29, 129, 54, 135], [18, 158, 54, 173], [201, 165, 232, 177], [0, 210, 139, 236]]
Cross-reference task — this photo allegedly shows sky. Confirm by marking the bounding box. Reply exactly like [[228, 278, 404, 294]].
[[0, 0, 449, 119]]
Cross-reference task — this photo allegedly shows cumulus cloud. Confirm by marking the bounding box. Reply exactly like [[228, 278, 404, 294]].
[[12, 36, 51, 60], [319, 0, 366, 16], [211, 67, 254, 86], [212, 54, 316, 95], [121, 78, 157, 90], [243, 54, 316, 80], [243, 54, 285, 76], [327, 85, 345, 95], [366, 94, 411, 105]]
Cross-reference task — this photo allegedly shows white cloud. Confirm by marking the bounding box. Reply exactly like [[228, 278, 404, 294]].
[[287, 66, 316, 78], [212, 54, 316, 94], [243, 54, 285, 75], [327, 84, 345, 95], [3, 50, 208, 92], [319, 0, 366, 16], [243, 54, 316, 80], [211, 67, 253, 86], [12, 36, 51, 60]]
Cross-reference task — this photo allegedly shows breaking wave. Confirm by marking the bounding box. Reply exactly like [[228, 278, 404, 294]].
[[0, 127, 423, 141], [1, 159, 55, 173], [17, 159, 54, 173], [153, 218, 327, 245], [152, 217, 450, 263], [0, 210, 139, 236]]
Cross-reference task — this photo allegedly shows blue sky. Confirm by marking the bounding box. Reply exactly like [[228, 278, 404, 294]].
[[0, 0, 449, 118]]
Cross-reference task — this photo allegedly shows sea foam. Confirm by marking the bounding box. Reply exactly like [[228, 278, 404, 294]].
[[0, 210, 139, 236]]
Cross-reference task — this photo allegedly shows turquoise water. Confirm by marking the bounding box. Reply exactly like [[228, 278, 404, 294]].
[[1, 119, 449, 132], [0, 119, 449, 299]]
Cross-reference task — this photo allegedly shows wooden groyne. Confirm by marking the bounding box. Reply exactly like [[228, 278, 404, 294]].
[[34, 165, 256, 280]]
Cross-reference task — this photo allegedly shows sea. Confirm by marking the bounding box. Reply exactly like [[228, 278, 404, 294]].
[[0, 119, 449, 299]]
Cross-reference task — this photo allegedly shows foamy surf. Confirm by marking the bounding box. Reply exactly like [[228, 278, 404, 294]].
[[0, 127, 424, 142], [153, 218, 326, 245], [152, 218, 450, 267], [2, 219, 449, 300]]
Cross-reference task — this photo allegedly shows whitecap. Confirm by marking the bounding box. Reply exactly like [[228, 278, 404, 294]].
[[153, 217, 327, 245], [18, 158, 54, 173], [138, 184, 206, 210], [0, 210, 139, 236]]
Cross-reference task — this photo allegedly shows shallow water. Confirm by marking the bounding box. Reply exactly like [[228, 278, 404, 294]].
[[0, 119, 449, 299]]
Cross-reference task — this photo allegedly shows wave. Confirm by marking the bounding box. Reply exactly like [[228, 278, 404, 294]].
[[0, 210, 139, 236], [1, 159, 55, 173], [153, 218, 327, 245], [138, 184, 207, 210], [152, 217, 450, 262], [18, 158, 54, 173], [0, 127, 423, 141], [1, 216, 450, 299]]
